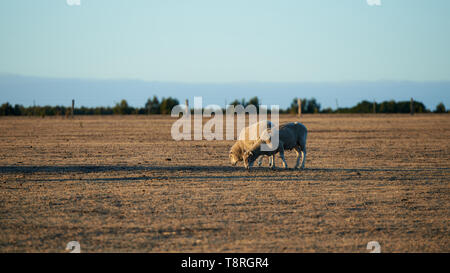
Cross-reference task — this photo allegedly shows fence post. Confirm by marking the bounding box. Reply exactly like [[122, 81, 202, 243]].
[[373, 101, 376, 114], [185, 99, 189, 115], [71, 99, 75, 119], [410, 98, 414, 115], [297, 98, 302, 117]]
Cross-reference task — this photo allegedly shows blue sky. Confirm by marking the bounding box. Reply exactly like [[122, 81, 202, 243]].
[[0, 0, 449, 108]]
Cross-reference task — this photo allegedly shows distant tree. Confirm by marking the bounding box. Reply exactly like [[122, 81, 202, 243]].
[[396, 101, 411, 113], [113, 99, 133, 115], [379, 100, 397, 113], [94, 107, 102, 115], [247, 97, 260, 112], [145, 96, 160, 114], [288, 98, 299, 115], [413, 101, 428, 113], [305, 98, 321, 113], [0, 103, 14, 116], [159, 97, 179, 114], [351, 101, 375, 113], [96, 107, 113, 115], [13, 104, 24, 116], [229, 99, 240, 107], [41, 105, 57, 116], [434, 102, 446, 113]]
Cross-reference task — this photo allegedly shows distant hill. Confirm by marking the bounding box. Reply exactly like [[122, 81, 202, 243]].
[[1, 74, 449, 110]]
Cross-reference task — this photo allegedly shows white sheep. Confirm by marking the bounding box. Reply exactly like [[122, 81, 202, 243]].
[[229, 120, 274, 167]]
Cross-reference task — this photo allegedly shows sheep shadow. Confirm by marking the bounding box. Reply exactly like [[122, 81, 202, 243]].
[[0, 165, 447, 174], [1, 165, 447, 183]]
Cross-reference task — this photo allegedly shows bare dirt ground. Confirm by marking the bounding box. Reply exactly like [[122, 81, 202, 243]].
[[0, 114, 448, 253]]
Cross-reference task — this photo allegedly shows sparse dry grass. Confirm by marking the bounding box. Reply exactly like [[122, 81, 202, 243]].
[[0, 114, 449, 252]]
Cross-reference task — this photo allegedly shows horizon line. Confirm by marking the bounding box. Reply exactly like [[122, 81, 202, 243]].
[[2, 73, 450, 84]]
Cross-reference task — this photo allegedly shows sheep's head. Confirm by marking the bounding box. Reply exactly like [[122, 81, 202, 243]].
[[229, 152, 240, 166], [243, 151, 258, 169]]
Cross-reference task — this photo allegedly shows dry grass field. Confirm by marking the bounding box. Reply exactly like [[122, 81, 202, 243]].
[[0, 114, 448, 253]]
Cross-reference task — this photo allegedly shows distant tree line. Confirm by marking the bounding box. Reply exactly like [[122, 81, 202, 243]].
[[0, 96, 179, 117], [0, 96, 447, 116], [331, 100, 433, 114]]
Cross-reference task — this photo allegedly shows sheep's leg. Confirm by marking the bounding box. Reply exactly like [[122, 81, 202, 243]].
[[269, 155, 274, 168], [269, 155, 276, 169], [294, 146, 302, 169], [257, 156, 263, 167], [279, 145, 288, 169], [301, 147, 307, 169]]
